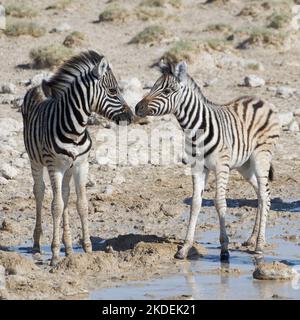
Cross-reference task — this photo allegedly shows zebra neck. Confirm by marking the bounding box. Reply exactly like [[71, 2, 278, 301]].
[[60, 85, 91, 138], [175, 85, 209, 132]]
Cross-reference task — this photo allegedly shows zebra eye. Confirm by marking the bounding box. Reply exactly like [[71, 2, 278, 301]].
[[108, 88, 118, 95], [163, 88, 172, 95]]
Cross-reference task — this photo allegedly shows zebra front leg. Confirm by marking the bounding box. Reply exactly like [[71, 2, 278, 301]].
[[48, 168, 64, 266], [175, 169, 207, 259], [74, 160, 92, 253], [31, 164, 45, 253], [215, 165, 230, 260], [62, 168, 73, 256]]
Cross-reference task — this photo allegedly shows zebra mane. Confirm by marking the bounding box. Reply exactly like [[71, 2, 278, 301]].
[[44, 50, 104, 98]]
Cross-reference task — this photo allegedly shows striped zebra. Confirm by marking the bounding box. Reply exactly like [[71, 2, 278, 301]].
[[135, 60, 280, 260], [22, 50, 133, 266]]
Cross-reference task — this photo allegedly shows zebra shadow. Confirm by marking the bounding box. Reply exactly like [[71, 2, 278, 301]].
[[90, 234, 168, 252], [183, 197, 300, 213]]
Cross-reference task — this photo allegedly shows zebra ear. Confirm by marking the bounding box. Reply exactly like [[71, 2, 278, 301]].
[[158, 59, 171, 75], [174, 61, 187, 82], [93, 57, 109, 79]]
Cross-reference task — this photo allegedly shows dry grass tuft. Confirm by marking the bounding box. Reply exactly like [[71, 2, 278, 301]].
[[205, 23, 232, 33], [98, 4, 129, 22], [5, 3, 38, 18], [129, 25, 169, 44], [162, 40, 198, 63], [267, 12, 291, 29], [46, 0, 73, 10], [4, 21, 46, 37], [139, 0, 182, 8], [30, 44, 74, 69], [63, 31, 85, 48]]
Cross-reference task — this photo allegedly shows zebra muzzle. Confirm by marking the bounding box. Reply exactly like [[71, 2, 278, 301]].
[[135, 100, 150, 118]]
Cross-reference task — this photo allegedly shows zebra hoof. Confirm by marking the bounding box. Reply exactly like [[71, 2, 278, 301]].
[[254, 248, 264, 255], [83, 243, 92, 253], [32, 246, 42, 254], [242, 239, 256, 247], [174, 246, 189, 260], [50, 257, 60, 267], [220, 251, 230, 261]]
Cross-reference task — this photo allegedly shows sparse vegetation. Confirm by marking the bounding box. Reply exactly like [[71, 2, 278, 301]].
[[30, 45, 74, 69], [267, 12, 290, 29], [129, 25, 168, 44], [99, 4, 129, 22], [4, 21, 46, 37], [237, 5, 259, 18], [46, 0, 73, 10], [206, 38, 228, 51], [135, 6, 165, 21], [162, 40, 198, 63], [5, 3, 38, 18], [206, 23, 232, 33], [139, 0, 182, 8], [240, 27, 286, 48], [63, 31, 85, 48]]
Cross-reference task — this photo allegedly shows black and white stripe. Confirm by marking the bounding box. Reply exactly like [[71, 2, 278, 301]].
[[22, 50, 132, 265], [135, 60, 280, 260]]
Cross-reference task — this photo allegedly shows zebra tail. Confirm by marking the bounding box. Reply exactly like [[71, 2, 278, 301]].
[[268, 164, 274, 181], [21, 86, 44, 117]]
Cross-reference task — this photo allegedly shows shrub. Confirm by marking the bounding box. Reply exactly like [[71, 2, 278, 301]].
[[63, 31, 85, 48], [98, 4, 129, 22], [162, 40, 198, 63], [30, 45, 74, 69], [129, 25, 168, 44], [5, 4, 37, 18], [5, 21, 46, 37]]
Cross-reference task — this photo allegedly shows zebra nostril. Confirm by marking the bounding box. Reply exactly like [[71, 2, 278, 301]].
[[135, 102, 147, 117]]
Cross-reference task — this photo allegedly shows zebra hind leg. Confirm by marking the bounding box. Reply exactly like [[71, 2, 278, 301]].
[[31, 164, 45, 253], [62, 168, 73, 256], [252, 152, 272, 254], [237, 161, 260, 248], [215, 163, 230, 261], [73, 159, 92, 253]]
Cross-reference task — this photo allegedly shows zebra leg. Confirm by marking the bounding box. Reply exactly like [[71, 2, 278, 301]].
[[48, 168, 64, 266], [237, 162, 260, 247], [253, 152, 272, 254], [73, 159, 92, 253], [215, 164, 230, 260], [175, 168, 207, 259], [62, 168, 73, 256], [31, 164, 45, 253]]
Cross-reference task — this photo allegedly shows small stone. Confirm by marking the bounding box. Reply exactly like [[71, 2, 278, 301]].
[[112, 174, 125, 185], [0, 163, 19, 180], [253, 261, 297, 280], [278, 112, 294, 127], [294, 108, 300, 116], [50, 22, 71, 33], [0, 83, 16, 94], [0, 94, 15, 104], [0, 177, 8, 185], [276, 87, 295, 98], [288, 120, 299, 132], [86, 179, 96, 188], [244, 75, 265, 87]]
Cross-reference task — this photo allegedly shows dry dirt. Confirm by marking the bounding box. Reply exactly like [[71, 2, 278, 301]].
[[0, 0, 300, 299]]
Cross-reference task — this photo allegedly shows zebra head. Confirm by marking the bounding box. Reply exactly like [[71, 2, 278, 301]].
[[135, 60, 187, 117], [92, 56, 133, 125]]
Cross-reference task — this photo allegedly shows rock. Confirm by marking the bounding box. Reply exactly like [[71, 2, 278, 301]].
[[86, 178, 96, 188], [294, 108, 300, 116], [288, 120, 299, 132], [0, 83, 16, 94], [278, 112, 294, 127], [50, 22, 71, 33], [244, 75, 265, 87], [0, 163, 19, 180], [112, 174, 125, 185], [30, 72, 53, 87], [266, 86, 277, 92], [0, 177, 8, 185], [0, 94, 15, 105], [0, 118, 22, 138], [276, 86, 295, 98], [253, 261, 297, 280]]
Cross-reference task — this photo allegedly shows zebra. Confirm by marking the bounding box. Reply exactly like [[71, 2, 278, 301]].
[[135, 60, 280, 260], [22, 50, 133, 266]]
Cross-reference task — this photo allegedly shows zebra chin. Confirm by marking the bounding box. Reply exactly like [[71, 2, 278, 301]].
[[113, 111, 133, 125]]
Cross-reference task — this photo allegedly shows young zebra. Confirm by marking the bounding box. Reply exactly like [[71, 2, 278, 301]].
[[135, 60, 280, 260], [22, 50, 133, 266]]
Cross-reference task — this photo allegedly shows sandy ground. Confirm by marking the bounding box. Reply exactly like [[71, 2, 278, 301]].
[[0, 0, 300, 299]]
